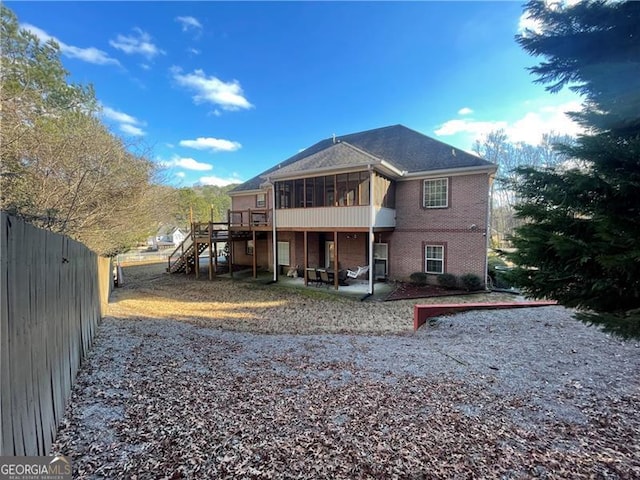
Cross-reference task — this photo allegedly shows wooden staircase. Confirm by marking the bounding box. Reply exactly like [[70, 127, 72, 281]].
[[167, 210, 271, 279], [167, 236, 209, 274], [167, 223, 226, 275]]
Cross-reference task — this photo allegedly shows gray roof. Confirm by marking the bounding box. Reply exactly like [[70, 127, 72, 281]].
[[269, 142, 379, 177], [230, 124, 493, 193]]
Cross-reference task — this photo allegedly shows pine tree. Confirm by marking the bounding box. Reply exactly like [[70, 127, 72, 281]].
[[507, 0, 640, 338]]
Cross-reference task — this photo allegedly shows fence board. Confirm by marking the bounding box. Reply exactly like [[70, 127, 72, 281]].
[[22, 218, 37, 456], [0, 213, 112, 455], [33, 228, 47, 454], [8, 216, 26, 455], [0, 215, 11, 454], [41, 232, 56, 452]]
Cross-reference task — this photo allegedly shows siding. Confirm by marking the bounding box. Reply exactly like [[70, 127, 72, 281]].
[[276, 206, 395, 229]]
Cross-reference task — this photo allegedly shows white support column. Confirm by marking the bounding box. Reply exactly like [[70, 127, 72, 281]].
[[272, 181, 278, 282], [368, 167, 374, 295]]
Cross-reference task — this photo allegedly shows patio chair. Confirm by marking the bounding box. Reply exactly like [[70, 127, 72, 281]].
[[319, 269, 331, 287], [306, 268, 321, 287], [347, 265, 369, 279]]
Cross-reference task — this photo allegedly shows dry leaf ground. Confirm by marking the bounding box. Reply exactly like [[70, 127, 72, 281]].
[[51, 263, 640, 479]]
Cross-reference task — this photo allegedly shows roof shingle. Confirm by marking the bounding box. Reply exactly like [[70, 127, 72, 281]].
[[230, 124, 493, 193]]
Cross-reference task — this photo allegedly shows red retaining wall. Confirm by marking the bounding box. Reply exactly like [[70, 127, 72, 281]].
[[413, 301, 558, 331]]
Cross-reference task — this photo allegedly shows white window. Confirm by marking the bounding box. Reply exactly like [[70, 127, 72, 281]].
[[246, 240, 254, 255], [277, 241, 290, 266], [373, 243, 388, 260], [423, 178, 448, 208], [425, 245, 444, 274], [256, 193, 266, 208]]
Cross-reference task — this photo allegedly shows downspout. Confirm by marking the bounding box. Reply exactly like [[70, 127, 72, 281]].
[[368, 165, 374, 296], [272, 181, 278, 282], [485, 172, 495, 290]]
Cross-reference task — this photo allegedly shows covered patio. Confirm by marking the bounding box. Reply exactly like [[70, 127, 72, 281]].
[[215, 267, 394, 301], [273, 229, 392, 294]]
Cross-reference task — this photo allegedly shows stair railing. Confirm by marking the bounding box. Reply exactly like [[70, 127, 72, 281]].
[[168, 232, 194, 272]]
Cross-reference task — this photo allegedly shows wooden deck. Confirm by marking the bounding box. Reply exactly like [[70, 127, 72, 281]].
[[168, 209, 272, 279]]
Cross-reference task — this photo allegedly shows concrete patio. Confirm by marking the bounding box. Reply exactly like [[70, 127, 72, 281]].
[[206, 265, 394, 301]]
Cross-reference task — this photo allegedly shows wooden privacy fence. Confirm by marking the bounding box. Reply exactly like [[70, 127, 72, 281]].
[[0, 212, 112, 456]]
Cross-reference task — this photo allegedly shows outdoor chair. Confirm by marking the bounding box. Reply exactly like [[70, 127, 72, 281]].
[[319, 269, 331, 287], [347, 265, 369, 279], [307, 268, 321, 287]]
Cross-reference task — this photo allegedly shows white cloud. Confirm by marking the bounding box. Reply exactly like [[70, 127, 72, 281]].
[[176, 16, 202, 32], [518, 1, 582, 36], [458, 107, 473, 116], [517, 12, 544, 36], [171, 67, 253, 111], [188, 48, 201, 56], [435, 101, 583, 146], [175, 172, 186, 178], [435, 119, 508, 138], [120, 124, 145, 137], [179, 137, 242, 152], [101, 105, 146, 136], [21, 23, 120, 66], [102, 106, 138, 125], [110, 28, 164, 60], [199, 175, 242, 187], [508, 101, 583, 144], [161, 156, 212, 171]]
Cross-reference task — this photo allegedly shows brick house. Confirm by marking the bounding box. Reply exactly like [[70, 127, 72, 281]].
[[228, 125, 496, 293]]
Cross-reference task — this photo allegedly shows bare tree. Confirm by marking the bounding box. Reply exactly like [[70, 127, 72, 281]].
[[1, 6, 172, 255], [474, 129, 574, 247]]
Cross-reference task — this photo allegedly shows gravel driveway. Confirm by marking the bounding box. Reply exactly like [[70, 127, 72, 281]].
[[52, 286, 639, 479]]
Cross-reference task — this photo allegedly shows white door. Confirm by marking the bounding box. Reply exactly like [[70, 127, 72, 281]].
[[374, 243, 388, 279], [325, 241, 334, 268]]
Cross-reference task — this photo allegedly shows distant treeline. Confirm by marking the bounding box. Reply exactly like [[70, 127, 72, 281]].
[[170, 184, 239, 227]]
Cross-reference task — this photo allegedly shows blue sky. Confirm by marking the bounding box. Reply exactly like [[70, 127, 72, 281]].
[[9, 1, 583, 187]]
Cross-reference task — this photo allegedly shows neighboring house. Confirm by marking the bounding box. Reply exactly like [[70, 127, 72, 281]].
[[228, 125, 496, 293], [151, 226, 187, 249]]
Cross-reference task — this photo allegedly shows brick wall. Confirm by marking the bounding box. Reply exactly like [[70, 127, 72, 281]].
[[293, 232, 304, 268], [232, 237, 271, 270], [231, 194, 254, 211], [230, 191, 272, 270], [278, 231, 367, 271], [390, 173, 491, 284], [230, 190, 271, 211], [336, 233, 368, 270]]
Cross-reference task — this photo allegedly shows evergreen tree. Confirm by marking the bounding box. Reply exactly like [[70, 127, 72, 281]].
[[507, 0, 640, 338]]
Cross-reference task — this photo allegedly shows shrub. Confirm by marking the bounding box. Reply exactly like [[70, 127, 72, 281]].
[[488, 254, 508, 271], [492, 270, 514, 289], [461, 273, 483, 292], [487, 252, 513, 289], [409, 272, 428, 285], [437, 273, 458, 289]]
